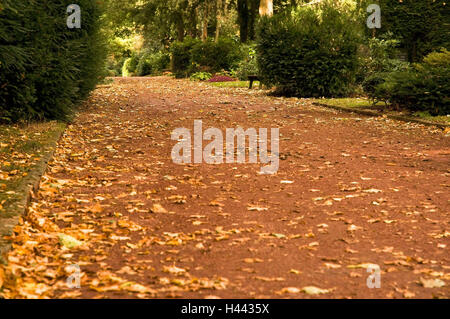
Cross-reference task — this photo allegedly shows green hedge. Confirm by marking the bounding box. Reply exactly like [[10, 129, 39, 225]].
[[373, 49, 450, 115], [0, 0, 106, 123], [256, 2, 362, 97], [170, 37, 243, 78]]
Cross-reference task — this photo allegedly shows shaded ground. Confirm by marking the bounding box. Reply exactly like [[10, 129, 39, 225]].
[[312, 97, 450, 126], [0, 77, 449, 299]]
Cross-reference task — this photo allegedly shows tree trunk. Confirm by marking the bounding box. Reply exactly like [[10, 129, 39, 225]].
[[215, 0, 222, 42], [259, 0, 273, 16], [201, 2, 209, 41], [238, 0, 249, 43], [176, 12, 185, 42], [248, 0, 260, 41], [187, 7, 198, 38]]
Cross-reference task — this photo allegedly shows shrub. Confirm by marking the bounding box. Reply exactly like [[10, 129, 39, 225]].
[[190, 72, 212, 81], [362, 73, 390, 103], [171, 37, 243, 78], [0, 0, 106, 123], [359, 33, 409, 76], [232, 44, 259, 80], [360, 33, 409, 99], [171, 37, 202, 78], [122, 58, 133, 77], [152, 52, 170, 73], [256, 2, 362, 97], [136, 52, 170, 76], [0, 1, 34, 122], [373, 49, 450, 115], [122, 54, 139, 76], [191, 38, 242, 73], [377, 0, 449, 62], [136, 55, 152, 76]]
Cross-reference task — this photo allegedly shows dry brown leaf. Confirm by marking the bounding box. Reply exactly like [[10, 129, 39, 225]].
[[151, 203, 167, 213]]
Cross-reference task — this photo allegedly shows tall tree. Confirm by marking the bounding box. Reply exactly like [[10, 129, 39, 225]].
[[237, 0, 249, 42], [237, 0, 261, 43], [215, 0, 226, 41], [248, 0, 260, 41]]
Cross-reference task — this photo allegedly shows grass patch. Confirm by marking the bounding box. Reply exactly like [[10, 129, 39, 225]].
[[313, 98, 382, 109], [0, 121, 65, 216], [313, 98, 449, 125], [207, 81, 260, 88], [412, 111, 450, 124]]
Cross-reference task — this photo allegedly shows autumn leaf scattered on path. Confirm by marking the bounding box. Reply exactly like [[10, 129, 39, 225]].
[[0, 77, 448, 299]]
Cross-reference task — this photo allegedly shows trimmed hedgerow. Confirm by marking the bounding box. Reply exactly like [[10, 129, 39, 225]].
[[256, 1, 362, 97], [0, 0, 106, 123]]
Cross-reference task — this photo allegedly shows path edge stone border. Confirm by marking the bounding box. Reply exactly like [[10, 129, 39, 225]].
[[312, 102, 450, 129], [0, 124, 66, 265]]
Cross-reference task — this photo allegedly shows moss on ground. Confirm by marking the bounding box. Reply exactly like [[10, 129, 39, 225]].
[[0, 121, 66, 217]]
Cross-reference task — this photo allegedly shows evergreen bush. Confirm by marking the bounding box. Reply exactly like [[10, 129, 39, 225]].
[[256, 2, 362, 97], [171, 37, 242, 78], [373, 49, 450, 115], [0, 0, 106, 123]]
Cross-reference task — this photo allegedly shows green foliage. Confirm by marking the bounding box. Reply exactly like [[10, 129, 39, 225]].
[[377, 0, 449, 62], [256, 2, 362, 97], [360, 33, 410, 99], [362, 73, 390, 103], [363, 33, 408, 74], [122, 54, 140, 76], [136, 54, 153, 77], [136, 51, 170, 76], [171, 37, 202, 78], [122, 58, 133, 77], [0, 1, 34, 122], [232, 44, 259, 80], [189, 72, 213, 81], [105, 37, 136, 76], [0, 0, 106, 123], [171, 37, 243, 78], [372, 49, 450, 115], [191, 38, 243, 73]]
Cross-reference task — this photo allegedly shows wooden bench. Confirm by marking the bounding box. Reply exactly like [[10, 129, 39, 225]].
[[248, 75, 261, 89]]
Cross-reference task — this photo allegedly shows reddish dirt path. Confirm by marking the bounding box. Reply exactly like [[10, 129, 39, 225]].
[[1, 77, 449, 299]]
